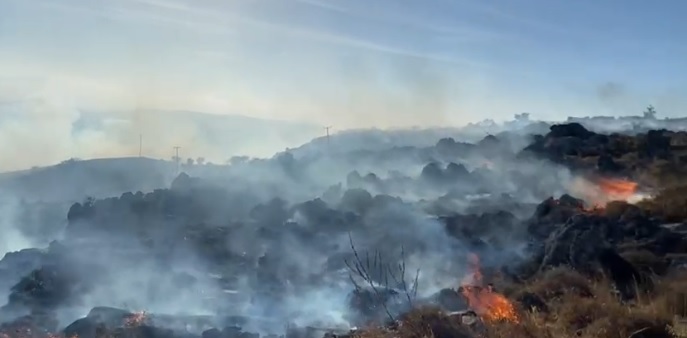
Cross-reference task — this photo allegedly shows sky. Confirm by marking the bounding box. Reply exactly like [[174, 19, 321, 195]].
[[1, 0, 686, 125], [0, 0, 686, 168]]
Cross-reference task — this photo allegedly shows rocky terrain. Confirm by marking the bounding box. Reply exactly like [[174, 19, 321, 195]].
[[2, 123, 687, 338]]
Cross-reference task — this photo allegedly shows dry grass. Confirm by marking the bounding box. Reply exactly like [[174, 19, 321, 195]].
[[621, 250, 671, 276], [355, 268, 687, 338], [637, 185, 687, 222]]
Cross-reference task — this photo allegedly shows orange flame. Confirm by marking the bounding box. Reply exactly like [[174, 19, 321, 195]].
[[459, 253, 519, 323], [124, 311, 148, 328], [570, 177, 641, 209], [597, 178, 638, 201]]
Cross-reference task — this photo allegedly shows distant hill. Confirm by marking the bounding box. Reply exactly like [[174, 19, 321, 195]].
[[0, 157, 175, 203], [71, 109, 325, 160], [285, 122, 551, 159], [0, 101, 325, 172]]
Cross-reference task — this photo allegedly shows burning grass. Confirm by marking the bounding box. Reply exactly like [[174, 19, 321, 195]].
[[357, 268, 687, 338], [355, 178, 687, 338], [459, 253, 519, 324]]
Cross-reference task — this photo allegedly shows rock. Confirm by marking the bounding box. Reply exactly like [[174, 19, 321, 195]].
[[477, 135, 500, 148], [421, 162, 444, 183], [597, 154, 624, 173], [86, 306, 134, 326], [442, 211, 519, 250], [430, 288, 467, 312], [170, 172, 195, 191], [538, 214, 610, 274], [640, 130, 671, 159], [527, 195, 585, 240], [202, 328, 223, 338], [6, 265, 78, 312], [444, 163, 471, 181], [598, 248, 649, 300], [339, 189, 373, 214], [63, 317, 100, 338], [548, 123, 594, 139]]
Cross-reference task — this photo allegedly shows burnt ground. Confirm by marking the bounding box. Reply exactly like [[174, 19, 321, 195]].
[[2, 123, 687, 338]]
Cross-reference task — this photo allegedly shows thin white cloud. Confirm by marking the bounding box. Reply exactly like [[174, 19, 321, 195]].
[[107, 6, 236, 36], [13, 0, 234, 36], [126, 0, 193, 12], [444, 0, 569, 34], [292, 0, 510, 44], [93, 0, 498, 68], [292, 0, 352, 14]]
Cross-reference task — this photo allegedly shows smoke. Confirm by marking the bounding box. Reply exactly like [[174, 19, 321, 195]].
[[0, 68, 324, 173], [327, 54, 458, 128], [0, 97, 324, 172], [0, 197, 35, 257], [0, 108, 671, 337]]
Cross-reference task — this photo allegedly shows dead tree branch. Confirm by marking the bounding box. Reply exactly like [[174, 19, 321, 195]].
[[344, 232, 422, 322], [344, 233, 396, 322]]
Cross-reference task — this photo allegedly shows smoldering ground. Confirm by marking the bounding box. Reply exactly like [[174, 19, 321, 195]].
[[1, 112, 672, 338]]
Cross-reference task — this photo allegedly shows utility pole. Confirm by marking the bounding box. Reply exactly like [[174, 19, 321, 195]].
[[324, 126, 332, 146], [173, 146, 181, 175]]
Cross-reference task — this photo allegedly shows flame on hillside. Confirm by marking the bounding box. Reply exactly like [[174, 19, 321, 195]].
[[458, 253, 519, 323], [124, 311, 148, 328], [569, 177, 644, 209], [597, 178, 639, 201]]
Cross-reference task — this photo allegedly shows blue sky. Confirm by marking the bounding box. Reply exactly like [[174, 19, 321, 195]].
[[1, 0, 686, 128]]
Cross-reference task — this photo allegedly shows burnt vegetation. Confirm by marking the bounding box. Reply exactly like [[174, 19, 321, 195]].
[[3, 119, 687, 338]]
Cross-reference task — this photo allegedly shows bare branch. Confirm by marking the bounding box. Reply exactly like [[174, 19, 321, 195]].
[[346, 233, 395, 322]]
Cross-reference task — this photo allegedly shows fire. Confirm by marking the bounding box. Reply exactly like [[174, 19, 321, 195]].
[[458, 253, 519, 323], [124, 311, 148, 328], [569, 177, 641, 208], [596, 178, 638, 201]]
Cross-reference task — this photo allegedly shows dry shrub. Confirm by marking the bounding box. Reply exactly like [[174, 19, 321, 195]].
[[355, 326, 394, 338], [637, 185, 687, 222], [526, 278, 674, 338], [581, 309, 674, 338], [523, 267, 594, 302], [651, 270, 687, 318], [483, 312, 564, 338], [355, 269, 687, 338], [395, 307, 473, 338], [555, 295, 612, 332], [621, 250, 670, 276], [604, 201, 641, 219]]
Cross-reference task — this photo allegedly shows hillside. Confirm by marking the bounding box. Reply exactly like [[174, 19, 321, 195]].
[[73, 109, 324, 160], [0, 157, 175, 203], [1, 122, 687, 338]]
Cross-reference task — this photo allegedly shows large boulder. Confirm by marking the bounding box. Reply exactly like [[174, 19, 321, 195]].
[[597, 154, 624, 173], [538, 214, 610, 274], [527, 195, 585, 240], [548, 123, 594, 139], [534, 214, 647, 300]]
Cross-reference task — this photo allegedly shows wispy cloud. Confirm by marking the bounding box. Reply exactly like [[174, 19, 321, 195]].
[[292, 0, 352, 14], [15, 0, 234, 36], [99, 0, 495, 68], [293, 0, 510, 44], [442, 0, 571, 35]]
